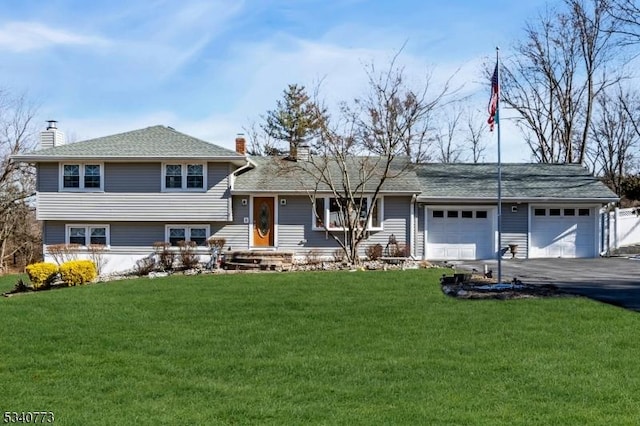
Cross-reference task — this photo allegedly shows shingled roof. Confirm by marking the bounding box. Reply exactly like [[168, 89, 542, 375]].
[[236, 160, 617, 201], [414, 163, 618, 201], [13, 125, 245, 162], [234, 155, 422, 194]]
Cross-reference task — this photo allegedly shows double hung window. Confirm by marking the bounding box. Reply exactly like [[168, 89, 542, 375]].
[[61, 163, 103, 191], [163, 163, 206, 191]]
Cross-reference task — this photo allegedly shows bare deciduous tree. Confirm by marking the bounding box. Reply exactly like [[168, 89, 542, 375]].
[[501, 0, 619, 164], [0, 89, 40, 271], [607, 0, 640, 44], [588, 85, 640, 195], [434, 106, 464, 163], [277, 54, 453, 264], [465, 109, 488, 163], [243, 120, 281, 156], [357, 57, 455, 163]]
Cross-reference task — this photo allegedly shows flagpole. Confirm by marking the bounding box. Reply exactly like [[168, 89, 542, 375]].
[[496, 46, 503, 285]]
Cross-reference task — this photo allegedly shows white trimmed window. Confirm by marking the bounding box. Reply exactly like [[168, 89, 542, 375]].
[[162, 163, 206, 191], [60, 163, 103, 191], [312, 196, 383, 231], [165, 225, 210, 246], [65, 225, 110, 247]]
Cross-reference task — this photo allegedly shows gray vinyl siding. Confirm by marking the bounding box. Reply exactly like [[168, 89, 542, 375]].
[[43, 221, 164, 246], [208, 163, 230, 194], [43, 220, 246, 250], [111, 223, 165, 246], [43, 221, 65, 245], [36, 162, 233, 221], [278, 196, 339, 251], [208, 197, 249, 250], [37, 163, 58, 192], [365, 196, 411, 248], [42, 161, 230, 194], [105, 163, 160, 192], [276, 195, 411, 256], [500, 203, 528, 259]]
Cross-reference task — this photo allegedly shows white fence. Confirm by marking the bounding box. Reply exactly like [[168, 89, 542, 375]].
[[609, 207, 640, 249]]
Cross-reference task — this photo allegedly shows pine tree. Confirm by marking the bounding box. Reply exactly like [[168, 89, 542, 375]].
[[262, 84, 326, 157]]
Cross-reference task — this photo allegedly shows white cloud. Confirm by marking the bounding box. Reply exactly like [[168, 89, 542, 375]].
[[41, 3, 530, 163], [0, 21, 108, 52]]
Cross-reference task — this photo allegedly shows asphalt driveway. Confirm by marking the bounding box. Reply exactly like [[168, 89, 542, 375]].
[[446, 257, 640, 311]]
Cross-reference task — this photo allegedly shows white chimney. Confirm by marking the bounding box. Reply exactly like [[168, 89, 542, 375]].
[[40, 120, 66, 149], [297, 145, 310, 161]]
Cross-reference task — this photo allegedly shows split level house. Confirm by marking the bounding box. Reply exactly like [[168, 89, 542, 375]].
[[11, 123, 619, 274]]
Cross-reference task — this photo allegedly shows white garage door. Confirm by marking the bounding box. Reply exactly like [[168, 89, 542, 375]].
[[426, 208, 494, 260], [530, 206, 596, 258]]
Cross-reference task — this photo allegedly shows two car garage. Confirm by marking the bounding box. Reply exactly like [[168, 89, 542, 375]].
[[424, 205, 598, 260]]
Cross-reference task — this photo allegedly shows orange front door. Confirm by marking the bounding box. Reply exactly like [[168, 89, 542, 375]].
[[253, 197, 275, 247]]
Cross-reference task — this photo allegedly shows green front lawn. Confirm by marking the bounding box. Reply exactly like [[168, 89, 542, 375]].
[[2, 270, 640, 425]]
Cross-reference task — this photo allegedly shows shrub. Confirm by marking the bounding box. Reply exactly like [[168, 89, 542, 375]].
[[333, 248, 345, 263], [207, 238, 226, 251], [387, 242, 409, 257], [25, 262, 59, 289], [47, 243, 80, 266], [153, 242, 175, 271], [87, 244, 108, 276], [59, 260, 97, 286], [134, 257, 156, 276], [366, 244, 383, 260], [178, 241, 200, 269]]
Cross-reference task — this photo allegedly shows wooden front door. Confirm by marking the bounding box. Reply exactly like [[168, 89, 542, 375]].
[[253, 197, 275, 247]]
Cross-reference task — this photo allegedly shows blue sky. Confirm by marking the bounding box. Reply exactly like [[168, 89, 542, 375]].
[[0, 0, 550, 161]]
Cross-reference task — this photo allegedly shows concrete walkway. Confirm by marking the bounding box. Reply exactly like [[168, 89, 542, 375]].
[[445, 257, 640, 311]]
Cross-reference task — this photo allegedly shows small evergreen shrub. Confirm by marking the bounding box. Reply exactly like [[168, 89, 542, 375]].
[[59, 260, 97, 286], [26, 262, 59, 289]]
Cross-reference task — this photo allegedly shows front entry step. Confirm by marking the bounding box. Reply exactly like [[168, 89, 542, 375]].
[[224, 251, 293, 271]]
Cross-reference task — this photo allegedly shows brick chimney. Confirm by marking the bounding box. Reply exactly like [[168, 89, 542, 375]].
[[235, 134, 246, 155], [40, 120, 66, 149]]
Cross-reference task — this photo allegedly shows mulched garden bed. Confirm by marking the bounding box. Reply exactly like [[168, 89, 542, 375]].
[[441, 275, 569, 300]]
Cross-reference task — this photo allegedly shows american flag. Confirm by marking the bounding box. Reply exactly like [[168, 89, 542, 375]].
[[487, 61, 499, 131]]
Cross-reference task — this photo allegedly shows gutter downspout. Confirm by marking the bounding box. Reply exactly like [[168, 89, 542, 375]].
[[228, 158, 256, 222]]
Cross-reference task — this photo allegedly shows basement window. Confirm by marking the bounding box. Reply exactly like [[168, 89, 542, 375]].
[[65, 225, 110, 247], [166, 225, 210, 246]]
